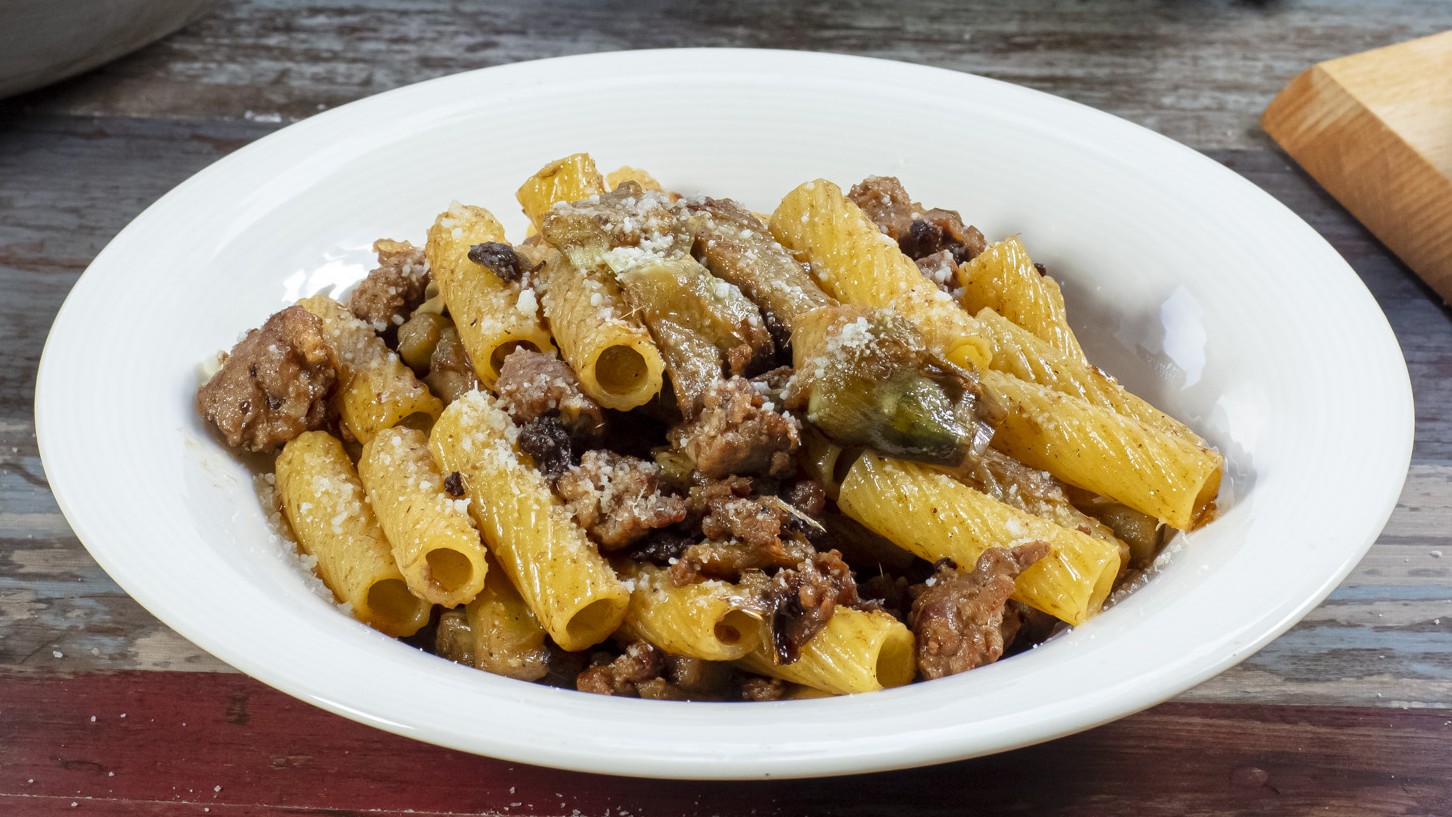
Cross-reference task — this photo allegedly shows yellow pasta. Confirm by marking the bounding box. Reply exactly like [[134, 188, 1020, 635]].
[[274, 431, 431, 637], [428, 391, 629, 651], [298, 295, 442, 443], [737, 608, 914, 695], [357, 426, 488, 607], [466, 559, 553, 681], [516, 153, 608, 230], [798, 426, 857, 501], [538, 253, 665, 410], [974, 307, 1203, 444], [424, 202, 555, 388], [983, 369, 1223, 530], [838, 453, 1122, 625], [956, 236, 1086, 363], [769, 179, 992, 371], [605, 165, 663, 192], [617, 564, 764, 662]]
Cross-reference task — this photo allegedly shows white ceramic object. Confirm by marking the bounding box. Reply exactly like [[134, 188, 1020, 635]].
[[0, 0, 210, 98], [36, 49, 1412, 779]]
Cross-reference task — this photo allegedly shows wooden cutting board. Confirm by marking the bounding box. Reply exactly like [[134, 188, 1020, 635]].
[[1263, 30, 1452, 304]]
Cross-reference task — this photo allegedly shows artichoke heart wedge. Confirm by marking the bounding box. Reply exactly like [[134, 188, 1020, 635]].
[[791, 305, 989, 467], [537, 181, 693, 276], [618, 256, 774, 417]]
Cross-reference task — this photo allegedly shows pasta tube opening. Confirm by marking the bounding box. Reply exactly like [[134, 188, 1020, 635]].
[[714, 610, 758, 648], [591, 344, 652, 400], [424, 547, 477, 596], [1191, 469, 1223, 529], [566, 597, 630, 649], [1085, 555, 1119, 617], [364, 578, 431, 637], [397, 411, 437, 434], [873, 623, 917, 689], [488, 339, 542, 378]]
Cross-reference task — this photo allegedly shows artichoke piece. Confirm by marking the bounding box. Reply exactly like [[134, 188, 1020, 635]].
[[792, 305, 982, 467], [637, 310, 722, 417], [682, 197, 834, 345], [434, 607, 476, 666], [1096, 503, 1164, 568], [619, 257, 773, 372], [619, 256, 774, 416], [538, 181, 692, 276]]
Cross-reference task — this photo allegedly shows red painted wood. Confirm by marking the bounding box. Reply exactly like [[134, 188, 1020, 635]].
[[1, 671, 1449, 816]]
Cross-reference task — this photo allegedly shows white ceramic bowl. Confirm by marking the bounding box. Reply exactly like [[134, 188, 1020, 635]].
[[36, 49, 1412, 779], [0, 0, 210, 98]]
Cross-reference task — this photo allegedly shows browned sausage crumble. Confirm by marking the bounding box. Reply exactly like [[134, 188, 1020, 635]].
[[669, 376, 799, 479], [556, 450, 689, 550], [846, 176, 987, 283], [766, 549, 860, 664], [196, 305, 338, 452], [909, 543, 1051, 679], [495, 347, 607, 441], [349, 240, 431, 333]]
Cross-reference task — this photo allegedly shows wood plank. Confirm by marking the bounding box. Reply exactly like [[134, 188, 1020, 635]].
[[3, 0, 1450, 151], [1263, 31, 1452, 303], [0, 671, 1448, 816]]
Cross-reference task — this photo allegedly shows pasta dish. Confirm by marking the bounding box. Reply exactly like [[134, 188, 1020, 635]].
[[195, 154, 1223, 700]]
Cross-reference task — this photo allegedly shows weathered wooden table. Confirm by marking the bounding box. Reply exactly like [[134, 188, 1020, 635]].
[[3, 2, 1450, 814]]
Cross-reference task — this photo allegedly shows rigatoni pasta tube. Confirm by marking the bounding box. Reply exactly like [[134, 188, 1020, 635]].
[[467, 558, 552, 681], [605, 165, 663, 192], [737, 608, 914, 695], [769, 179, 992, 371], [299, 295, 442, 443], [956, 236, 1086, 364], [617, 564, 763, 662], [517, 153, 607, 230], [838, 453, 1122, 626], [424, 202, 554, 388], [357, 426, 488, 608], [974, 307, 1202, 444], [428, 391, 629, 651], [274, 431, 431, 637], [798, 426, 857, 501], [983, 369, 1222, 530], [539, 253, 665, 411]]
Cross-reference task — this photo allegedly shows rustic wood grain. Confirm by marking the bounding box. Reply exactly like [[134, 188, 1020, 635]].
[[1, 671, 1449, 816], [4, 0, 1451, 152]]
